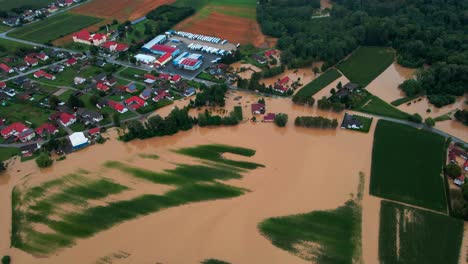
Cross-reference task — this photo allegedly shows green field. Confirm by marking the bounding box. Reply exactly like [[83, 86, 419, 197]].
[[0, 102, 53, 127], [0, 38, 34, 56], [9, 13, 102, 43], [0, 147, 19, 162], [370, 120, 448, 212], [294, 69, 341, 99], [338, 47, 395, 87], [12, 145, 263, 255], [0, 0, 56, 11], [118, 67, 148, 82], [379, 201, 463, 264], [259, 173, 364, 263], [357, 94, 412, 120]]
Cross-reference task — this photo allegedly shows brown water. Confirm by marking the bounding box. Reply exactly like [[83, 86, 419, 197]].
[[230, 62, 262, 80], [0, 94, 381, 264], [365, 62, 416, 102], [261, 63, 323, 91]]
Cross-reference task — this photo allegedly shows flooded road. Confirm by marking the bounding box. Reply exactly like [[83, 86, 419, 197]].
[[0, 92, 381, 264]]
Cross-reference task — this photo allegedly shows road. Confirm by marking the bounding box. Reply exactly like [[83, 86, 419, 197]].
[[0, 58, 67, 82]]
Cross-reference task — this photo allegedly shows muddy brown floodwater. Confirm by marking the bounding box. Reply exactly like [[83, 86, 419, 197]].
[[260, 63, 323, 92], [1, 94, 383, 264]]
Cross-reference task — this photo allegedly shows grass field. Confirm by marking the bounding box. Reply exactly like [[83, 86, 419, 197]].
[[12, 145, 262, 255], [259, 174, 364, 263], [0, 38, 34, 56], [0, 102, 53, 127], [9, 13, 102, 43], [370, 120, 448, 212], [338, 47, 395, 87], [379, 201, 463, 264], [357, 94, 412, 120], [0, 0, 56, 12], [294, 69, 341, 99], [118, 67, 148, 82], [390, 95, 421, 106], [0, 147, 19, 162]]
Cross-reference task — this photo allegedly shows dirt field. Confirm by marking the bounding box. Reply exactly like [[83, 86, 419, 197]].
[[71, 0, 175, 21], [175, 12, 274, 47]]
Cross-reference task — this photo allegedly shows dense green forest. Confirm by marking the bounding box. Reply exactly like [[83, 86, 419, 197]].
[[257, 0, 468, 106]]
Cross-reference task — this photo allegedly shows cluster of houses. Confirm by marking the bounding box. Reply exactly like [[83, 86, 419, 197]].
[[251, 103, 276, 122], [2, 0, 82, 27], [252, 49, 280, 65], [448, 145, 468, 186], [72, 30, 129, 53], [273, 76, 291, 94], [0, 52, 50, 75]]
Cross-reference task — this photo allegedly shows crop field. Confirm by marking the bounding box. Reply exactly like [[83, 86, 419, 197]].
[[259, 173, 364, 263], [338, 47, 395, 87], [379, 201, 463, 264], [174, 0, 271, 46], [357, 94, 412, 120], [370, 120, 448, 212], [72, 0, 176, 21], [294, 69, 341, 99], [0, 0, 55, 12], [12, 144, 263, 255], [8, 13, 102, 43]]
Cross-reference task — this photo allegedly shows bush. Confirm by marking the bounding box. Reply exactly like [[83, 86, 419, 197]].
[[274, 113, 288, 127], [295, 116, 338, 129], [425, 117, 435, 127], [1, 256, 10, 264], [35, 152, 53, 168], [409, 113, 423, 123], [444, 164, 462, 178]]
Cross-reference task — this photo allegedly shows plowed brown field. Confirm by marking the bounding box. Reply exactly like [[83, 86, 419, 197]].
[[175, 12, 275, 47], [71, 0, 175, 21]]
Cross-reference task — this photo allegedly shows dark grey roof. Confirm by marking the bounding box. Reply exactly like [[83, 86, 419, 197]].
[[343, 82, 359, 91]]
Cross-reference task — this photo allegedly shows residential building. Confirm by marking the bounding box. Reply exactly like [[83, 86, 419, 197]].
[[107, 100, 128, 114], [1, 122, 28, 139], [59, 112, 77, 127], [124, 96, 147, 110], [36, 123, 58, 137], [251, 103, 265, 115]]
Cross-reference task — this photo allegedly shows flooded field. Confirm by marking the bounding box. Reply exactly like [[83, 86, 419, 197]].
[[230, 62, 262, 80], [0, 93, 381, 264], [260, 63, 323, 91]]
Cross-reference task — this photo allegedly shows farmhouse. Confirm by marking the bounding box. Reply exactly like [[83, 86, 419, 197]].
[[341, 113, 363, 130], [69, 132, 89, 151], [336, 82, 360, 98], [251, 103, 265, 115]]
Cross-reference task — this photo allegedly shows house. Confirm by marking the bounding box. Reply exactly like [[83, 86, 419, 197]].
[[252, 54, 267, 64], [336, 82, 360, 99], [96, 82, 110, 92], [273, 84, 288, 94], [105, 78, 117, 87], [12, 76, 27, 86], [3, 17, 20, 27], [0, 63, 14, 74], [171, 74, 181, 83], [102, 41, 129, 52], [1, 122, 28, 139], [278, 76, 290, 86], [34, 70, 45, 78], [152, 91, 173, 102], [15, 64, 28, 72], [158, 73, 171, 81], [107, 100, 128, 114], [265, 49, 279, 57], [36, 123, 58, 137], [44, 73, 56, 80], [88, 127, 100, 136], [69, 132, 89, 151], [449, 152, 457, 163], [125, 83, 138, 93], [74, 77, 86, 85], [58, 112, 77, 127], [144, 74, 156, 84], [91, 34, 107, 46], [263, 113, 276, 122], [72, 30, 107, 46], [65, 58, 77, 66], [340, 113, 363, 130], [76, 108, 103, 123], [0, 82, 5, 89], [251, 103, 265, 115], [124, 96, 147, 110], [72, 53, 86, 60], [93, 73, 107, 82], [464, 160, 468, 172], [50, 64, 64, 73], [17, 129, 35, 142], [96, 60, 106, 67], [48, 5, 58, 13], [24, 56, 38, 66], [139, 88, 152, 100], [36, 53, 49, 61], [183, 87, 196, 97], [17, 93, 32, 100], [20, 143, 39, 157]]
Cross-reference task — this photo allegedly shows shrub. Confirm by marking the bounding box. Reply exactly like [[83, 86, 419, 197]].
[[274, 113, 288, 127], [444, 164, 462, 178], [35, 152, 53, 168]]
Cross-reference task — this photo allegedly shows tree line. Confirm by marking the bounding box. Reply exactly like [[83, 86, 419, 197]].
[[294, 116, 338, 129]]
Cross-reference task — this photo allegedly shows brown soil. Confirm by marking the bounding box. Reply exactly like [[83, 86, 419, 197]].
[[71, 0, 175, 21], [175, 12, 274, 47], [0, 92, 379, 263]]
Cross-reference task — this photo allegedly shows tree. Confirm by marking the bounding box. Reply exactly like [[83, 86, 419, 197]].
[[409, 113, 422, 123], [424, 117, 435, 127], [274, 113, 288, 127], [48, 95, 59, 109], [337, 82, 342, 90], [313, 67, 319, 76], [113, 113, 121, 127], [444, 164, 462, 178], [90, 45, 99, 55], [0, 162, 5, 173], [67, 94, 84, 108], [258, 98, 266, 105], [35, 153, 53, 168], [1, 256, 10, 264]]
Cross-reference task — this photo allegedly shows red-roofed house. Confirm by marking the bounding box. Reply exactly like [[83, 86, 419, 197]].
[[24, 56, 38, 66], [278, 76, 290, 86], [263, 113, 276, 122], [96, 82, 110, 92], [34, 70, 46, 78], [158, 73, 171, 81], [107, 100, 128, 114], [0, 81, 5, 89], [91, 33, 107, 46], [102, 41, 129, 52], [1, 122, 28, 139], [273, 84, 288, 93], [102, 41, 116, 50], [36, 53, 49, 61], [59, 112, 77, 127], [88, 127, 100, 136], [48, 5, 58, 13], [0, 63, 13, 73], [65, 58, 77, 66], [155, 53, 172, 67], [115, 43, 129, 52], [144, 74, 156, 84], [265, 49, 279, 57], [464, 160, 468, 172], [73, 30, 92, 44], [171, 74, 181, 83], [36, 123, 58, 137], [43, 73, 56, 80], [124, 96, 147, 110], [152, 91, 173, 102], [251, 103, 265, 115]]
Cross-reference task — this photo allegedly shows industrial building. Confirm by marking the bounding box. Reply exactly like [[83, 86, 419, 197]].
[[173, 52, 203, 71], [155, 52, 172, 68], [135, 54, 156, 64], [141, 35, 167, 53], [69, 132, 89, 151]]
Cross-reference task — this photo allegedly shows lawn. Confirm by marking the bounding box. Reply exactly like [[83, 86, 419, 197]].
[[294, 69, 341, 99], [259, 173, 364, 263], [338, 46, 395, 87], [0, 102, 53, 127], [118, 67, 148, 82], [12, 145, 263, 255], [0, 0, 56, 12], [8, 12, 102, 44], [356, 94, 412, 120], [0, 38, 34, 56], [0, 147, 19, 162], [68, 122, 86, 132], [197, 72, 224, 83], [370, 120, 448, 212], [0, 24, 12, 33], [379, 201, 463, 264]]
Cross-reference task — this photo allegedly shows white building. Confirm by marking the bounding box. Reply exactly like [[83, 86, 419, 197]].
[[135, 54, 156, 64]]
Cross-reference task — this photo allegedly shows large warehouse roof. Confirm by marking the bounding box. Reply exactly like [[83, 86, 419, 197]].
[[69, 132, 88, 147]]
